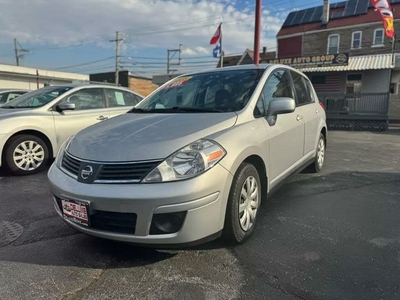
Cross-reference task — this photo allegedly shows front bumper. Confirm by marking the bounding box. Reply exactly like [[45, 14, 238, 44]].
[[48, 163, 233, 245]]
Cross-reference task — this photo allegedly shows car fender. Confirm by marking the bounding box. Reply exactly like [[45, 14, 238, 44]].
[[206, 119, 270, 191]]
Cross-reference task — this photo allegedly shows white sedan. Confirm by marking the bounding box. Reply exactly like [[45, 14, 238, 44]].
[[0, 84, 143, 175]]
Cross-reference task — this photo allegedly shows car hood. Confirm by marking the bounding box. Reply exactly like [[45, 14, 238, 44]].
[[0, 108, 32, 117], [67, 112, 238, 162]]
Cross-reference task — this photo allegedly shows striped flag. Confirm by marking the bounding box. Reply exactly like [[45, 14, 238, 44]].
[[312, 74, 341, 92]]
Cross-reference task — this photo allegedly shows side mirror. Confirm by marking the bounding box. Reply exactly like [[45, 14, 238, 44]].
[[267, 97, 296, 117], [266, 97, 296, 126], [57, 103, 75, 111]]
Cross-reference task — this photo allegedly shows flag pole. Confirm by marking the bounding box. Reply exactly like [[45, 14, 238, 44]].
[[220, 22, 223, 68]]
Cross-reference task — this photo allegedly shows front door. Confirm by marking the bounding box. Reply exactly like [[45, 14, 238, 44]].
[[52, 88, 110, 148], [260, 68, 305, 181]]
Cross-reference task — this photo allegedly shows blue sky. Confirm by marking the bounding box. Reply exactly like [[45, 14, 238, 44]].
[[0, 0, 327, 77]]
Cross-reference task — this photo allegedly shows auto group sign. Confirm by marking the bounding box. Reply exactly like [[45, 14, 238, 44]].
[[266, 53, 349, 68]]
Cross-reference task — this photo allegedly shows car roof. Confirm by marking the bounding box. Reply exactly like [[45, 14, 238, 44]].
[[178, 63, 303, 77], [37, 83, 144, 97]]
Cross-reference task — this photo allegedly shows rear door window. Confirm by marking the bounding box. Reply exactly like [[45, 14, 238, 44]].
[[291, 71, 312, 105], [106, 89, 143, 107]]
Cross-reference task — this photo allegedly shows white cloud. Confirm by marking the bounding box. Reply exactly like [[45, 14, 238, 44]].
[[0, 0, 285, 57], [181, 48, 197, 56]]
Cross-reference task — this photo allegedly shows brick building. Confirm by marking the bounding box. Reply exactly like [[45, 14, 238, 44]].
[[90, 71, 157, 97], [272, 0, 400, 129]]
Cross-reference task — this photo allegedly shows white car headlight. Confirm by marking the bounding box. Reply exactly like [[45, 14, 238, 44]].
[[143, 139, 226, 183], [55, 135, 75, 169]]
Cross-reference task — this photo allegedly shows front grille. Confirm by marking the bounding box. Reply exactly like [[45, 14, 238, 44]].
[[60, 151, 162, 183], [96, 161, 160, 182], [61, 153, 80, 176], [91, 210, 137, 234]]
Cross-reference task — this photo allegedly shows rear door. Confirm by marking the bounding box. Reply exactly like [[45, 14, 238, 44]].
[[105, 89, 143, 119], [260, 68, 305, 181], [52, 87, 110, 147], [291, 71, 321, 156]]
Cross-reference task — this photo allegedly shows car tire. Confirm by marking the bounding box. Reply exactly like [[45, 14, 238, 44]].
[[306, 133, 326, 173], [3, 134, 49, 176], [222, 162, 262, 244]]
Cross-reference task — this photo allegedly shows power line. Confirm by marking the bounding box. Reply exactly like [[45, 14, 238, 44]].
[[54, 56, 114, 70]]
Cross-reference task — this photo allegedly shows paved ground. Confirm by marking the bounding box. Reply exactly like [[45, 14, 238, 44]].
[[0, 130, 399, 300]]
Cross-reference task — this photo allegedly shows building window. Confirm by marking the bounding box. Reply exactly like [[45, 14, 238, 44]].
[[373, 29, 384, 46], [346, 74, 362, 94], [327, 34, 340, 54], [390, 83, 398, 94], [351, 31, 362, 49]]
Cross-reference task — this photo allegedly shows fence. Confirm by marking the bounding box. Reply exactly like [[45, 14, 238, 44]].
[[316, 93, 390, 131]]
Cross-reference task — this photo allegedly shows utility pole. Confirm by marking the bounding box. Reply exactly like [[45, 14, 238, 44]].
[[167, 44, 182, 74], [110, 31, 124, 86], [14, 38, 29, 66], [253, 0, 262, 65]]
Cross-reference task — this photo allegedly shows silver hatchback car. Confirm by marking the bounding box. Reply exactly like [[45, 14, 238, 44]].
[[48, 64, 327, 246]]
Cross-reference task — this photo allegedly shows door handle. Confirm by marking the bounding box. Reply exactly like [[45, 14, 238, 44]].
[[315, 109, 319, 114], [97, 115, 108, 121], [296, 115, 303, 121]]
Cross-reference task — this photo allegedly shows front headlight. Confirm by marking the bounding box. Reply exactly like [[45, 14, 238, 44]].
[[55, 135, 75, 169], [142, 139, 226, 183]]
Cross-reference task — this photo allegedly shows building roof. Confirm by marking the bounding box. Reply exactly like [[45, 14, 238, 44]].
[[217, 48, 276, 67], [299, 54, 393, 72], [282, 0, 400, 28], [0, 63, 88, 81]]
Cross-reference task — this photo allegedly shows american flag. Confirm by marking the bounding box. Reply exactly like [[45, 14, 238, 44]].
[[312, 74, 341, 93]]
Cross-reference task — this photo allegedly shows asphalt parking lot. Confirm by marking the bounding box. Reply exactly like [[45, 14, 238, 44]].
[[0, 130, 399, 300]]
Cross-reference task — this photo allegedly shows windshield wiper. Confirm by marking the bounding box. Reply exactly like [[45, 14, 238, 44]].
[[170, 107, 223, 113], [129, 107, 223, 114]]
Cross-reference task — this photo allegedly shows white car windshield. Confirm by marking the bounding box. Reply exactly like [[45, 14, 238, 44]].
[[133, 69, 264, 113], [1, 86, 73, 108]]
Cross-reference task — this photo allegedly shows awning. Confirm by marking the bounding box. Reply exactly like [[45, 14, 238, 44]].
[[299, 53, 393, 72]]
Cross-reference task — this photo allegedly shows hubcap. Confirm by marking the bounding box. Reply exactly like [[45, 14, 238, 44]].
[[239, 176, 259, 232], [317, 138, 325, 168], [13, 141, 45, 171]]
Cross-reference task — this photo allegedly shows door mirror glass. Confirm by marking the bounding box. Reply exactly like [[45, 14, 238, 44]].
[[57, 103, 76, 111], [267, 97, 296, 117]]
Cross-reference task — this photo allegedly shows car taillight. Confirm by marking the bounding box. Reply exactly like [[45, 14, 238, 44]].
[[319, 102, 325, 111]]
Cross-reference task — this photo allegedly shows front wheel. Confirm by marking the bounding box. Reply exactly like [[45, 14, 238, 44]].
[[223, 162, 261, 244], [3, 134, 49, 176]]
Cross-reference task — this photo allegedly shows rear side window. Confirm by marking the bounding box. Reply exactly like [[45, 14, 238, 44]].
[[291, 71, 312, 105], [302, 77, 316, 103], [106, 89, 142, 107]]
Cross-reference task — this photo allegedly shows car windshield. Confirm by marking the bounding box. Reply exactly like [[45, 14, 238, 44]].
[[134, 69, 264, 113], [1, 86, 73, 108]]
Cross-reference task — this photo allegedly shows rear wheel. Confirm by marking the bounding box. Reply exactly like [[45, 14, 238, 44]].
[[3, 134, 49, 175], [306, 133, 325, 173], [223, 162, 261, 244]]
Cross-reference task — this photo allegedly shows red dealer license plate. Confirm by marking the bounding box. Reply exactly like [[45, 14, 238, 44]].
[[61, 198, 89, 226]]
